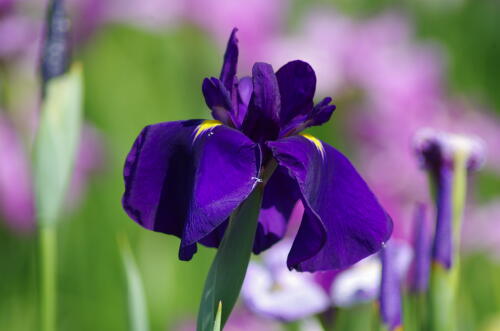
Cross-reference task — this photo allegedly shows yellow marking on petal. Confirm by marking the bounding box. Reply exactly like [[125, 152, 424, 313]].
[[301, 133, 325, 157], [393, 326, 404, 331], [194, 120, 222, 140]]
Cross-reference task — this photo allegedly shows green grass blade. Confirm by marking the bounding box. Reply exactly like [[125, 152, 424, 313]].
[[118, 234, 150, 331], [213, 301, 222, 331]]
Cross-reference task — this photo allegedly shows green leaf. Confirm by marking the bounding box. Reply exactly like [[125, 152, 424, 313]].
[[196, 186, 264, 331], [34, 64, 83, 225], [213, 301, 222, 331], [118, 234, 150, 331]]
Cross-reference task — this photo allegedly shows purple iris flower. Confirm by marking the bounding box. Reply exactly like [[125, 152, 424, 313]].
[[409, 203, 431, 293], [122, 29, 392, 272], [414, 128, 485, 269], [380, 240, 412, 331], [241, 240, 330, 322]]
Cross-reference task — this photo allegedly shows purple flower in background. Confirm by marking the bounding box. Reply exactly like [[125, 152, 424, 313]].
[[380, 240, 412, 331], [462, 201, 500, 261], [122, 29, 392, 272], [175, 307, 283, 331], [409, 203, 431, 293], [331, 241, 412, 308], [0, 113, 35, 232], [242, 240, 330, 321], [414, 129, 485, 269], [104, 0, 182, 30], [0, 115, 104, 232], [185, 0, 285, 67], [0, 0, 13, 14], [266, 9, 500, 244], [330, 254, 381, 307]]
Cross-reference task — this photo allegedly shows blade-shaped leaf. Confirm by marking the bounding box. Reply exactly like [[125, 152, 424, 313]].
[[118, 234, 150, 331], [213, 301, 222, 331], [197, 186, 264, 331], [34, 64, 83, 225]]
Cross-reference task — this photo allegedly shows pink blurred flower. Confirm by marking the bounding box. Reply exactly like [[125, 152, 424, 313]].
[[174, 306, 283, 331], [104, 0, 183, 30], [462, 201, 500, 261], [0, 113, 35, 232], [0, 114, 105, 232], [267, 8, 500, 240], [185, 0, 287, 69]]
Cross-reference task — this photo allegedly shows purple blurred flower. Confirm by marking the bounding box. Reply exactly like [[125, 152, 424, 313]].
[[462, 201, 500, 261], [414, 129, 485, 268], [0, 115, 104, 232], [0, 113, 35, 232], [330, 254, 381, 307], [185, 0, 285, 67], [122, 29, 392, 271], [0, 0, 13, 14], [380, 241, 412, 331], [0, 14, 38, 59], [266, 9, 500, 244], [104, 0, 182, 30], [175, 306, 283, 331], [408, 203, 431, 293], [242, 240, 330, 322], [331, 241, 412, 308]]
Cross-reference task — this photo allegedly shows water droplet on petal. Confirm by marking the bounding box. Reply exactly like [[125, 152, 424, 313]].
[[251, 176, 263, 183]]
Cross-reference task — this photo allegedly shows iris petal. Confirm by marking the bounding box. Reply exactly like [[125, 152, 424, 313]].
[[242, 63, 281, 143], [202, 77, 234, 126], [198, 167, 300, 255], [253, 167, 301, 254], [219, 28, 239, 92], [268, 135, 392, 271], [276, 60, 316, 126], [122, 120, 261, 260]]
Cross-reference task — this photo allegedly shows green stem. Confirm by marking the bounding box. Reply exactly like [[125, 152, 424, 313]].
[[40, 225, 57, 331], [196, 186, 265, 331], [428, 151, 468, 331]]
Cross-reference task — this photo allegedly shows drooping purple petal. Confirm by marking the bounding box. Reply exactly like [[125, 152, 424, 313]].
[[242, 62, 281, 143], [276, 60, 316, 125], [409, 203, 431, 293], [219, 28, 238, 92], [253, 167, 301, 254], [202, 77, 235, 126], [122, 120, 261, 260], [268, 135, 392, 271]]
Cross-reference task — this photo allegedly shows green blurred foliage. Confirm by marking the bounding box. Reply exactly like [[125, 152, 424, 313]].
[[1, 0, 500, 330]]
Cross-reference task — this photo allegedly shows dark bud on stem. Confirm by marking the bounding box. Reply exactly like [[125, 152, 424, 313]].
[[40, 0, 71, 92]]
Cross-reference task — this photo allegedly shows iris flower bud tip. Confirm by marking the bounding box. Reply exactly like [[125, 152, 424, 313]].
[[413, 128, 486, 171]]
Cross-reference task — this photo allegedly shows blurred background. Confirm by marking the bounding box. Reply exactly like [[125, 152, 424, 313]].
[[1, 0, 500, 330]]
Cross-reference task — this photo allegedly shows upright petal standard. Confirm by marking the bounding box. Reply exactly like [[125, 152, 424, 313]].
[[122, 28, 392, 272]]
